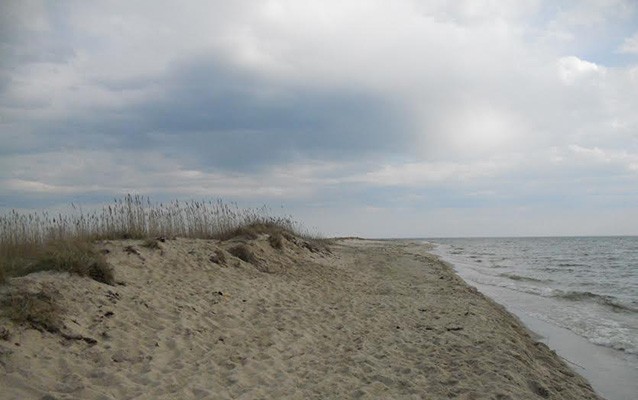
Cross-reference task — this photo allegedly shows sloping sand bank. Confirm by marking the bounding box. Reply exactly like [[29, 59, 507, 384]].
[[0, 238, 600, 399]]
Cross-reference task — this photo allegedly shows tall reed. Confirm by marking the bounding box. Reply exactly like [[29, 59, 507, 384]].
[[0, 194, 301, 282]]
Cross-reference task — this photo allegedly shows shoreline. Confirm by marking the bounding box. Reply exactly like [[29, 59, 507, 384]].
[[0, 237, 600, 399], [450, 273, 638, 400], [427, 241, 638, 400]]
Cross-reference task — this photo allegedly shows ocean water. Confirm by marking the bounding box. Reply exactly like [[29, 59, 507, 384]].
[[427, 236, 638, 399]]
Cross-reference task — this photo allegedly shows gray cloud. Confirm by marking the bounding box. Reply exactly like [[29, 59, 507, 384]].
[[131, 55, 410, 170]]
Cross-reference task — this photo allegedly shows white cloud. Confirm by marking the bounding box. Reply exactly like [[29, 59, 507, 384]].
[[359, 159, 510, 186], [557, 56, 604, 84], [0, 149, 356, 200], [619, 32, 638, 54], [568, 144, 638, 173], [419, 103, 531, 158], [5, 179, 69, 193]]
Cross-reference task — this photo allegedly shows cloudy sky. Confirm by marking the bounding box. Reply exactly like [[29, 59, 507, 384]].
[[1, 0, 638, 237]]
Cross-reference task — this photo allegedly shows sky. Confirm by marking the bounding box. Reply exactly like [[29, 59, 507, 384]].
[[1, 0, 638, 238]]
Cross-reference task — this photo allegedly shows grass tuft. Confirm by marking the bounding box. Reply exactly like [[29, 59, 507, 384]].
[[215, 221, 298, 241], [0, 326, 9, 341], [268, 232, 285, 250], [26, 241, 114, 285], [228, 244, 258, 265], [1, 289, 61, 333], [209, 249, 227, 265], [141, 238, 161, 250]]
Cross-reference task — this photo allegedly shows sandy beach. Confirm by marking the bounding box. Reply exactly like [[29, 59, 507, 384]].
[[0, 236, 601, 399]]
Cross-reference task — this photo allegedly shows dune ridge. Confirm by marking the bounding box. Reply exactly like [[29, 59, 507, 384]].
[[0, 237, 600, 399]]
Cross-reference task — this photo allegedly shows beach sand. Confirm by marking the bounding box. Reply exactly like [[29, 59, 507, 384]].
[[0, 237, 601, 399]]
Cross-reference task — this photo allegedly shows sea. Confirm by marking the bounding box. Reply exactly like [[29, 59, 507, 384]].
[[426, 236, 638, 400]]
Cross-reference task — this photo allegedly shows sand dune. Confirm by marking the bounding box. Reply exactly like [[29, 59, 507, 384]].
[[0, 236, 600, 399]]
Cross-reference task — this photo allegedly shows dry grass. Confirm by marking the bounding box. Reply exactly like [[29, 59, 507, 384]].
[[33, 241, 114, 284], [8, 240, 115, 285], [0, 326, 9, 341], [301, 238, 332, 254], [0, 195, 309, 283], [228, 244, 259, 265], [268, 232, 285, 250], [1, 289, 61, 333], [214, 221, 299, 241], [1, 195, 301, 246], [141, 238, 162, 250], [209, 249, 227, 265]]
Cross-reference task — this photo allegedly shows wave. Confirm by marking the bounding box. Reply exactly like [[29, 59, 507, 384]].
[[526, 311, 638, 356], [590, 336, 638, 355], [499, 273, 548, 283], [466, 276, 638, 313], [556, 262, 584, 267], [540, 266, 575, 273], [541, 263, 584, 272], [551, 290, 638, 313]]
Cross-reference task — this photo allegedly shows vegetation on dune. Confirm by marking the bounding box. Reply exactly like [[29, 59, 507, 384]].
[[1, 289, 61, 333], [216, 221, 297, 241], [228, 244, 259, 265], [141, 238, 162, 250], [0, 195, 324, 341], [268, 232, 285, 250], [209, 249, 227, 266], [27, 240, 114, 285], [0, 194, 309, 284]]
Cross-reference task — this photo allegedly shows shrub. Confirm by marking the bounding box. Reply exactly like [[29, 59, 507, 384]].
[[268, 233, 285, 250], [215, 221, 298, 241], [228, 244, 258, 265], [294, 238, 332, 254], [1, 289, 61, 333], [141, 238, 161, 250], [0, 326, 9, 341], [27, 240, 114, 285], [209, 249, 227, 265], [0, 257, 26, 285], [217, 226, 260, 241]]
